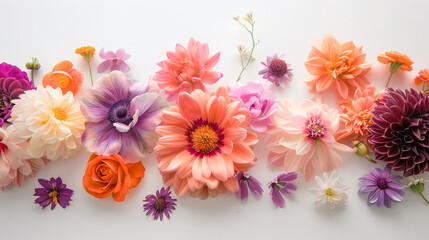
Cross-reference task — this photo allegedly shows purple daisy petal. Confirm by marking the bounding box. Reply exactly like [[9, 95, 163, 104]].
[[34, 177, 73, 210], [143, 187, 177, 221], [270, 186, 285, 208], [268, 172, 297, 208]]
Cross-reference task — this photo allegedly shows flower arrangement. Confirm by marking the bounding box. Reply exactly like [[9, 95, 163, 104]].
[[1, 11, 428, 221]]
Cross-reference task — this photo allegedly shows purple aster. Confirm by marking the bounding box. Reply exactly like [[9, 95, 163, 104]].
[[228, 81, 277, 132], [34, 177, 73, 210], [97, 48, 131, 73], [258, 54, 293, 87], [143, 186, 177, 221], [0, 62, 34, 126], [368, 88, 429, 176], [235, 171, 263, 201], [80, 71, 167, 163], [358, 167, 404, 208], [268, 172, 298, 208]]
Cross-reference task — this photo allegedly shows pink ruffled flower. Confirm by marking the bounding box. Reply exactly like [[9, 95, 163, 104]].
[[0, 126, 48, 190], [228, 81, 277, 132], [97, 48, 131, 73], [267, 97, 355, 181], [153, 38, 223, 102]]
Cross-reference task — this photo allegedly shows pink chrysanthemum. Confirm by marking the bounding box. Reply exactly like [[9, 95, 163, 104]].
[[258, 54, 293, 87], [267, 97, 355, 181], [153, 38, 223, 102], [154, 86, 258, 199]]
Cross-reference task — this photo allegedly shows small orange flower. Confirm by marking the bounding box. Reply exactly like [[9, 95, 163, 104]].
[[42, 60, 84, 95], [415, 68, 429, 85], [377, 51, 414, 71], [82, 154, 145, 202], [75, 46, 95, 58]]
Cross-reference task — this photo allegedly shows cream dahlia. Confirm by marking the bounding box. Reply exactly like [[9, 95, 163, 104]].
[[10, 86, 85, 160], [267, 97, 355, 181], [305, 34, 371, 100], [155, 86, 258, 199]]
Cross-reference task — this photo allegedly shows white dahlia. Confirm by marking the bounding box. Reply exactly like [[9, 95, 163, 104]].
[[10, 86, 85, 160], [309, 171, 349, 210]]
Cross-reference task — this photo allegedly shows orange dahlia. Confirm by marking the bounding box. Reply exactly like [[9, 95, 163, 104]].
[[304, 34, 371, 100], [154, 86, 258, 199]]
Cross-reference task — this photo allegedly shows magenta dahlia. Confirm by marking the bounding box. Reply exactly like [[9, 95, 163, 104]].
[[368, 88, 429, 176]]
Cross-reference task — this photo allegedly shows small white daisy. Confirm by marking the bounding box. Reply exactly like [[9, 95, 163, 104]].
[[309, 171, 349, 210]]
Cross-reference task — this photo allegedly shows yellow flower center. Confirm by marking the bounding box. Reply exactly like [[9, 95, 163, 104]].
[[52, 107, 67, 121], [57, 75, 70, 88], [190, 125, 219, 154], [49, 190, 59, 205], [325, 188, 335, 198]]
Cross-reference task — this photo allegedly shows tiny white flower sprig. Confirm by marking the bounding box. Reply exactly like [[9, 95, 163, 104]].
[[406, 177, 429, 205]]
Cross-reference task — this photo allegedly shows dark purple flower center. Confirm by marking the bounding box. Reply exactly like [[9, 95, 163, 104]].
[[185, 119, 224, 157], [108, 99, 133, 125], [269, 59, 288, 77], [377, 179, 388, 190], [155, 198, 166, 211]]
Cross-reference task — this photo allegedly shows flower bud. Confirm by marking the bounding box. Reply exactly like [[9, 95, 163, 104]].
[[354, 141, 368, 157]]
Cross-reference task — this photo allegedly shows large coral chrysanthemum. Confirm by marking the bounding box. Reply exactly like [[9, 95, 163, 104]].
[[267, 97, 354, 181], [155, 86, 258, 199], [369, 88, 429, 176], [10, 86, 85, 160], [305, 34, 371, 100]]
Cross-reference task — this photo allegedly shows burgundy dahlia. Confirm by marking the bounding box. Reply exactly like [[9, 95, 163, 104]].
[[368, 88, 429, 176], [0, 62, 34, 126]]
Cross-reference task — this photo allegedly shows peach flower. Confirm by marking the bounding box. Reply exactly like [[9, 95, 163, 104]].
[[335, 86, 378, 144], [42, 61, 84, 95], [378, 51, 414, 71], [305, 34, 371, 100], [154, 86, 258, 199], [415, 68, 429, 85], [82, 154, 145, 202]]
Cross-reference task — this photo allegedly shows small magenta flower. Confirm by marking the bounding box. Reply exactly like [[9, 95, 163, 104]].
[[97, 48, 131, 73], [235, 171, 263, 201], [358, 167, 404, 208], [259, 54, 293, 87], [143, 187, 177, 221], [34, 177, 73, 210], [268, 172, 297, 208]]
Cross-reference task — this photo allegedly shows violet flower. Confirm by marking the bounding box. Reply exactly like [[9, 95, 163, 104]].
[[358, 167, 404, 208], [80, 71, 167, 163], [97, 48, 131, 73], [258, 54, 293, 87], [0, 62, 34, 126], [34, 177, 73, 210], [228, 81, 277, 132], [143, 187, 177, 221], [268, 172, 298, 208], [235, 171, 263, 201]]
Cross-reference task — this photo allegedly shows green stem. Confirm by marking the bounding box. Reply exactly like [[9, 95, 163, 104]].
[[87, 60, 94, 86], [423, 82, 426, 92], [236, 22, 256, 82], [385, 72, 394, 88], [419, 192, 429, 204], [365, 155, 377, 164], [30, 69, 34, 86]]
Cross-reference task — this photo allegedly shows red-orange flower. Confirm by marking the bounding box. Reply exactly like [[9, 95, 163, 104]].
[[42, 60, 84, 95], [305, 34, 371, 100], [75, 46, 95, 58], [377, 51, 414, 71], [415, 68, 429, 85], [82, 154, 145, 202]]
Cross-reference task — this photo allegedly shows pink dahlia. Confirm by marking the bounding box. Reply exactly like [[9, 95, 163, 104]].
[[267, 97, 355, 181], [155, 86, 258, 199], [304, 34, 371, 100], [153, 38, 223, 102]]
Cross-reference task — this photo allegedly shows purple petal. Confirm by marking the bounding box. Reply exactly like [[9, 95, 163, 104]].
[[280, 183, 297, 195], [247, 176, 263, 197], [277, 172, 298, 182], [237, 179, 249, 200], [110, 60, 130, 73], [118, 131, 145, 163], [97, 60, 112, 73], [376, 190, 385, 207], [115, 49, 131, 61], [270, 186, 285, 208], [90, 71, 130, 105], [99, 48, 116, 60], [385, 188, 404, 202], [38, 179, 52, 190]]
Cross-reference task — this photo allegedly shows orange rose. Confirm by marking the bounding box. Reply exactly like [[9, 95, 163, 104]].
[[42, 60, 84, 95], [82, 154, 145, 202]]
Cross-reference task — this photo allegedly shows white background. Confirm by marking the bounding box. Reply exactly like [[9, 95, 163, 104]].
[[1, 0, 428, 239]]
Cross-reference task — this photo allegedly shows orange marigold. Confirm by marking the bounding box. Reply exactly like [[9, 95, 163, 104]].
[[377, 51, 414, 71], [415, 68, 429, 85], [75, 46, 95, 58]]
